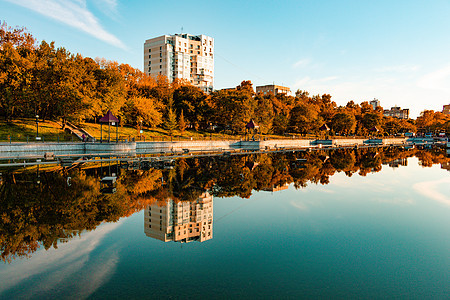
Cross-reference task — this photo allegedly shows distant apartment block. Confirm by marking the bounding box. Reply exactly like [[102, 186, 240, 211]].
[[144, 33, 214, 93], [443, 104, 450, 115], [263, 183, 289, 192], [370, 98, 380, 110], [144, 192, 213, 243], [441, 161, 450, 172], [383, 106, 409, 119], [386, 158, 408, 168], [256, 84, 291, 96]]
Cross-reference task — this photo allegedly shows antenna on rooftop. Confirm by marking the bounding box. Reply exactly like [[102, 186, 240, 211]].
[[181, 26, 184, 33]]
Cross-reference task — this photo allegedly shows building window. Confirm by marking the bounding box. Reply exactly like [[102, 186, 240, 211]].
[[197, 51, 200, 54], [209, 41, 212, 45], [149, 225, 151, 228], [149, 55, 151, 58], [149, 49, 151, 52], [160, 53, 162, 57], [149, 67, 151, 71], [160, 59, 162, 62], [160, 65, 162, 69], [160, 46, 162, 50], [190, 50, 193, 53]]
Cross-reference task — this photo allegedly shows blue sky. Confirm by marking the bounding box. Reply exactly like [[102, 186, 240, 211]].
[[1, 0, 450, 118]]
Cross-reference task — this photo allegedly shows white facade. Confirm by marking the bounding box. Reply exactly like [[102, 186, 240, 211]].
[[144, 192, 213, 243], [370, 98, 380, 110], [144, 34, 214, 93]]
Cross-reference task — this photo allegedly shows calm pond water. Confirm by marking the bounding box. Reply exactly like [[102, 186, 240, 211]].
[[0, 148, 449, 299]]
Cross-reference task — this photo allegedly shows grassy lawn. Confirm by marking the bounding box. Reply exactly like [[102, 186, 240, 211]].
[[0, 119, 73, 142], [80, 122, 254, 141], [0, 119, 367, 143]]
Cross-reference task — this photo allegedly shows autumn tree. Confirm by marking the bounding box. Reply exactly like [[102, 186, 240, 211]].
[[210, 82, 256, 134], [361, 113, 382, 132], [172, 85, 209, 129], [0, 23, 35, 121], [121, 96, 163, 128], [288, 102, 321, 134], [331, 112, 356, 135]]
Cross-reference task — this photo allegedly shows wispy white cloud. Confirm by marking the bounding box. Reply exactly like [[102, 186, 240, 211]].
[[417, 64, 450, 93], [290, 200, 309, 211], [93, 0, 119, 19], [375, 65, 420, 73], [6, 0, 126, 49], [292, 58, 311, 68], [0, 222, 122, 297], [413, 177, 450, 206]]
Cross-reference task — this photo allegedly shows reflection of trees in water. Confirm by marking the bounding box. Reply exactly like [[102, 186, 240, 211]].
[[1, 148, 448, 262], [0, 168, 158, 263]]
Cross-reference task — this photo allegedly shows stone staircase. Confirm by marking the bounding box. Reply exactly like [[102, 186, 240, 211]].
[[60, 122, 95, 142]]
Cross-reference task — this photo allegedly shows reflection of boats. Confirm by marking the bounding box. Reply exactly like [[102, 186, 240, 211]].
[[151, 158, 175, 169], [101, 176, 117, 194], [121, 158, 175, 170], [291, 158, 307, 168]]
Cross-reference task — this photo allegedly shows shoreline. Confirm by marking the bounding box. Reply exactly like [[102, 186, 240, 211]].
[[0, 137, 430, 159]]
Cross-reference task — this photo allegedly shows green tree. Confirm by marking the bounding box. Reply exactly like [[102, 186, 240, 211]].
[[254, 94, 274, 134], [173, 85, 208, 129], [331, 112, 356, 135], [178, 110, 186, 133], [165, 107, 177, 135], [362, 113, 382, 132]]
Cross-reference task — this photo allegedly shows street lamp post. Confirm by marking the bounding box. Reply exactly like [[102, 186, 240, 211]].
[[140, 120, 143, 140], [35, 115, 40, 140]]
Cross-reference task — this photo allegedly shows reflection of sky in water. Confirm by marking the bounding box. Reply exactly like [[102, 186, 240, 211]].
[[1, 157, 449, 298]]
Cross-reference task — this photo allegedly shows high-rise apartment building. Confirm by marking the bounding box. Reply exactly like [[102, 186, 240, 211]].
[[144, 34, 214, 93], [144, 192, 213, 243], [443, 104, 450, 115], [370, 98, 380, 110]]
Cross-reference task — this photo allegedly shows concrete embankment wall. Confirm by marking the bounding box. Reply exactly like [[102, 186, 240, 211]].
[[239, 138, 407, 150], [0, 138, 409, 158], [0, 142, 136, 158], [136, 140, 240, 153]]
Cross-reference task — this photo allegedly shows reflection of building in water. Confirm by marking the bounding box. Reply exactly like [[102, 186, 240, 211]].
[[144, 192, 213, 243], [263, 183, 289, 192], [441, 161, 450, 172], [386, 158, 408, 168]]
